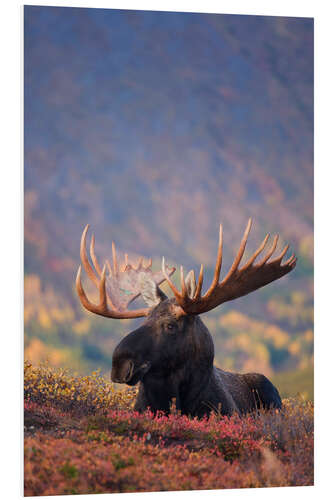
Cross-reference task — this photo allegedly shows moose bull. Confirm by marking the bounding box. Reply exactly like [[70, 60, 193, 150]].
[[76, 219, 296, 417]]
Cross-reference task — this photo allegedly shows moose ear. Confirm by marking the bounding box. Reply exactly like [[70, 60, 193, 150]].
[[185, 270, 196, 299], [140, 276, 167, 307]]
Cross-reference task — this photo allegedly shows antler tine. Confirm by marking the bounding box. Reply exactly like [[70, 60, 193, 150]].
[[101, 260, 119, 308], [214, 224, 223, 284], [76, 258, 116, 314], [180, 266, 187, 296], [221, 218, 252, 285], [256, 234, 279, 267], [76, 265, 103, 315], [239, 233, 270, 272], [111, 241, 118, 276], [193, 264, 204, 300], [283, 253, 296, 267], [90, 234, 103, 276], [99, 264, 108, 310], [204, 224, 223, 297], [290, 256, 297, 267], [80, 225, 100, 288], [269, 243, 289, 265], [162, 257, 183, 301]]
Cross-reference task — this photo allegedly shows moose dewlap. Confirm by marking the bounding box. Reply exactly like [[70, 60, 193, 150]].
[[76, 219, 296, 417]]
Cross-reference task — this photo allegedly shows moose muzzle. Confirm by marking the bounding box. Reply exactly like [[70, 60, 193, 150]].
[[111, 358, 134, 383]]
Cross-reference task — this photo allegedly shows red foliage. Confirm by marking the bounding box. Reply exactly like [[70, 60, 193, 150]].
[[24, 399, 313, 495]]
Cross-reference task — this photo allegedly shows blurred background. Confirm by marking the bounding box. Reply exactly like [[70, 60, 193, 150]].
[[24, 6, 313, 399]]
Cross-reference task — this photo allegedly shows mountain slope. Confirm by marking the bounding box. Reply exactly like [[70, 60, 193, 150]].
[[24, 7, 313, 376]]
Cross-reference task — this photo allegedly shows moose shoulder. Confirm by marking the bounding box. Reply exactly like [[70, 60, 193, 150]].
[[76, 219, 296, 417]]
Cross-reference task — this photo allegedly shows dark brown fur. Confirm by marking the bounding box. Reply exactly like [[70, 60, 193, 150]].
[[111, 297, 281, 417]]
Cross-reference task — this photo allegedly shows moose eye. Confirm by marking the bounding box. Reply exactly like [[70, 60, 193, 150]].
[[166, 323, 176, 332]]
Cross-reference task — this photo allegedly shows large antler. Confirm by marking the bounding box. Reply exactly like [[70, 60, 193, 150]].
[[76, 225, 175, 319], [162, 218, 296, 315]]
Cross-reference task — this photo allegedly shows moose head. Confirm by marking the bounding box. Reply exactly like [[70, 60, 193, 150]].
[[76, 219, 296, 417]]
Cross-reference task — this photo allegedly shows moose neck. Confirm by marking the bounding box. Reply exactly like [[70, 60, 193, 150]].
[[137, 317, 215, 415]]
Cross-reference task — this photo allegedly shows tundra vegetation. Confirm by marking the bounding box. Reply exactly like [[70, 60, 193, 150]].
[[24, 361, 313, 495]]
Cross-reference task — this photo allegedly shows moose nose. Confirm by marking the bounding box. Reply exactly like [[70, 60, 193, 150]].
[[111, 359, 134, 383]]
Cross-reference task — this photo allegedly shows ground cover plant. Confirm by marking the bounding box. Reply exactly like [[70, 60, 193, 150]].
[[24, 362, 313, 496]]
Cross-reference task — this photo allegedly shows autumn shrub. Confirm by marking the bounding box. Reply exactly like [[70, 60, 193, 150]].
[[24, 362, 313, 496], [24, 360, 137, 417]]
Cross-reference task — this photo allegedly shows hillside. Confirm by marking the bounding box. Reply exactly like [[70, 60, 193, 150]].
[[24, 7, 313, 382], [24, 363, 313, 495]]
